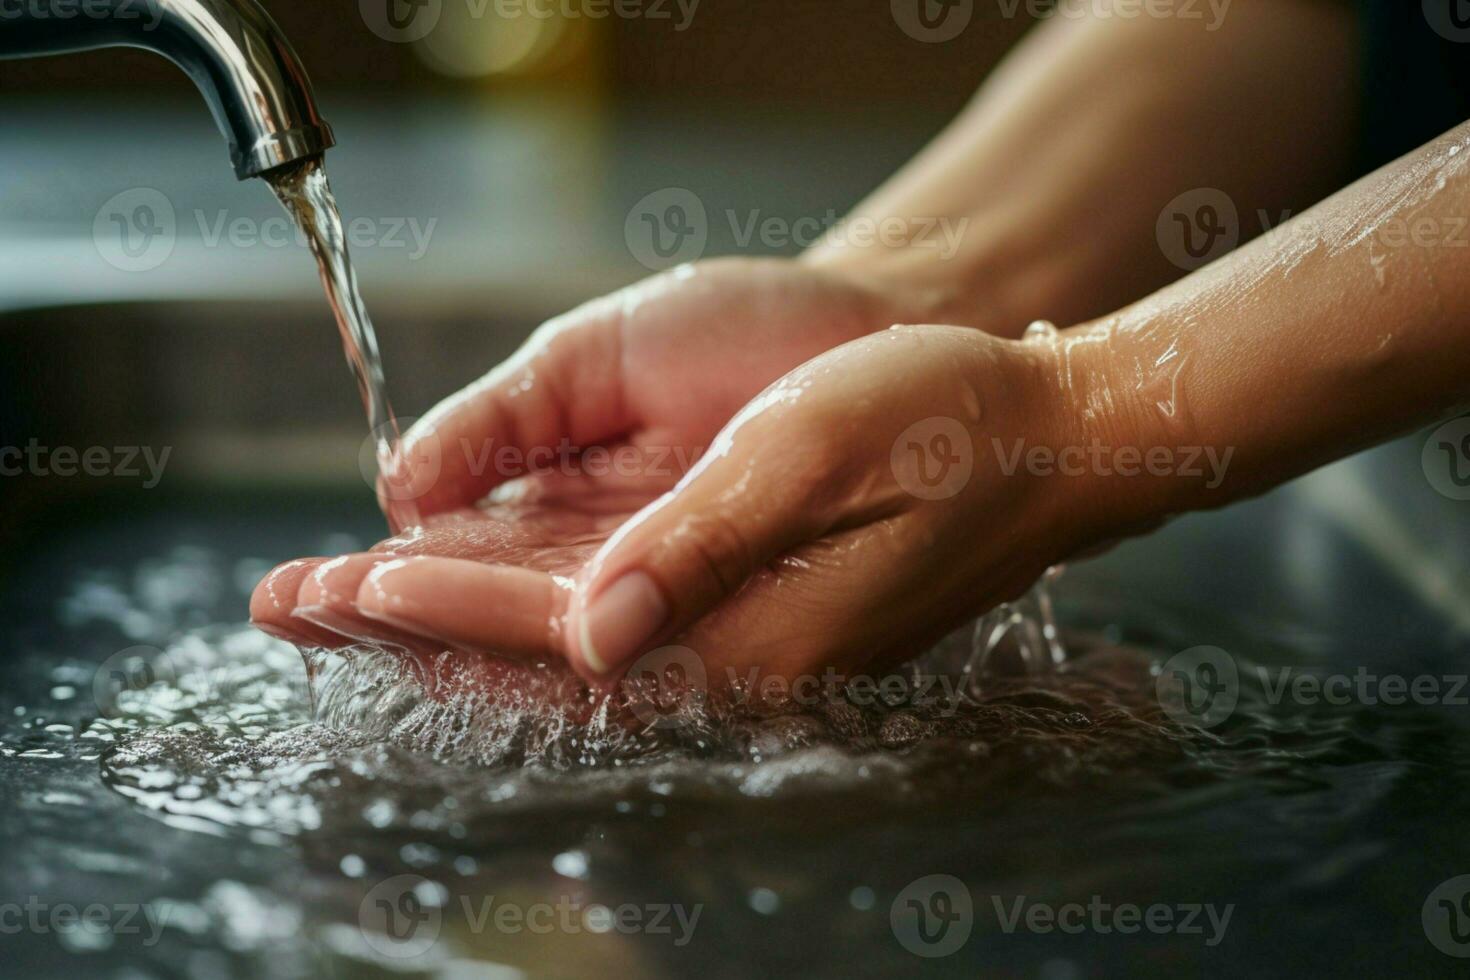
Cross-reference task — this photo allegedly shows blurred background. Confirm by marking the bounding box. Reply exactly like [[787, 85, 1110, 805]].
[[0, 0, 1035, 556]]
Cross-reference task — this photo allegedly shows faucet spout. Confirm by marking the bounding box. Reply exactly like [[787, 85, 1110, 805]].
[[0, 0, 335, 180]]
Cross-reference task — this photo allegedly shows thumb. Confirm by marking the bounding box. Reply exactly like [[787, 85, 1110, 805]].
[[565, 421, 837, 679], [382, 295, 632, 520]]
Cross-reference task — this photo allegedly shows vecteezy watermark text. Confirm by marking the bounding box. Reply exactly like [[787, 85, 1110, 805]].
[[614, 646, 973, 730], [0, 898, 169, 947], [1157, 645, 1470, 729], [889, 875, 1233, 958], [888, 421, 1234, 502], [0, 0, 164, 29], [723, 666, 968, 717], [360, 0, 700, 44], [991, 437, 1233, 488], [359, 875, 700, 959], [0, 441, 170, 488], [892, 0, 1232, 44], [624, 188, 969, 271], [193, 210, 436, 260], [991, 894, 1234, 946], [93, 187, 437, 273], [367, 418, 706, 501], [1159, 185, 1470, 272]]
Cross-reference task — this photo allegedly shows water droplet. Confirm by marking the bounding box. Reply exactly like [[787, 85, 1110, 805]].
[[1024, 319, 1059, 342]]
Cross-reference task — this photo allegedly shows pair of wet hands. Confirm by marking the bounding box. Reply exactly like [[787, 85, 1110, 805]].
[[251, 258, 1099, 704]]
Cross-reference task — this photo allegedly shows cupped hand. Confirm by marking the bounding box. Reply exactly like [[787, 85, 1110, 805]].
[[254, 256, 939, 702], [267, 324, 1132, 698], [248, 492, 643, 709], [378, 256, 939, 524]]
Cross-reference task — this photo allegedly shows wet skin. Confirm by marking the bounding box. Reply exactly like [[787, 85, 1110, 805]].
[[255, 113, 1470, 701], [252, 309, 1094, 696], [255, 6, 1470, 703]]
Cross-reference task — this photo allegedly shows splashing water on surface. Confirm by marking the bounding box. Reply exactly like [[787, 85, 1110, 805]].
[[94, 568, 1087, 796], [13, 536, 1454, 978], [51, 546, 1208, 844]]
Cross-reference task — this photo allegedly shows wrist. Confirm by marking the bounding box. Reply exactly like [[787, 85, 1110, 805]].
[[800, 237, 1021, 337], [1027, 321, 1201, 554], [800, 210, 1111, 340]]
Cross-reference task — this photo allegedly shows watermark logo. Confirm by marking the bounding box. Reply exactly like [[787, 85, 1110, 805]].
[[93, 645, 178, 718], [94, 188, 176, 273], [891, 875, 974, 957], [735, 212, 968, 258], [357, 876, 700, 954], [1156, 645, 1239, 729], [623, 645, 707, 728], [1159, 645, 1470, 728], [361, 0, 443, 41], [891, 417, 974, 501], [1424, 875, 1470, 957], [624, 193, 968, 269], [1425, 0, 1470, 43], [1423, 416, 1470, 501], [1157, 187, 1239, 271], [94, 188, 434, 272], [992, 0, 1232, 31], [361, 426, 702, 501], [360, 875, 445, 960], [625, 188, 708, 271], [362, 0, 699, 40], [193, 210, 437, 259], [891, 0, 973, 43]]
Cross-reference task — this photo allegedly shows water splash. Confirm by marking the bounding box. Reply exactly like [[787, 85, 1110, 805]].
[[960, 567, 1067, 698]]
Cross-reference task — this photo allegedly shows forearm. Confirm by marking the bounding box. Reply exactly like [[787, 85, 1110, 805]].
[[1068, 119, 1470, 531], [806, 0, 1359, 336]]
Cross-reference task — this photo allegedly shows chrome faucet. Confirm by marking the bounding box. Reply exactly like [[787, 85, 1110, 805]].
[[0, 0, 334, 180]]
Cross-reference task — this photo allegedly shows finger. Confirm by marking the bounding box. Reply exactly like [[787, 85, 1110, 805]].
[[679, 526, 1037, 688], [290, 554, 529, 695], [355, 556, 570, 660], [383, 296, 632, 519], [249, 558, 345, 648], [293, 554, 437, 651], [561, 406, 873, 681], [492, 441, 693, 505]]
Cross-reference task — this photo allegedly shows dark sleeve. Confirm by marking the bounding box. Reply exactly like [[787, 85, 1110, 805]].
[[1354, 0, 1470, 174]]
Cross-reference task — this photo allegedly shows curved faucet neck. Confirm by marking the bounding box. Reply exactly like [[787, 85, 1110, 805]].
[[0, 0, 334, 180]]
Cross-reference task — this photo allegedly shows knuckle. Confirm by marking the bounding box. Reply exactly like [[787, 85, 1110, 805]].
[[672, 507, 760, 604], [783, 414, 854, 516]]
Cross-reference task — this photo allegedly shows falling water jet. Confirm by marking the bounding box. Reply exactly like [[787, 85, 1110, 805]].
[[266, 156, 420, 532]]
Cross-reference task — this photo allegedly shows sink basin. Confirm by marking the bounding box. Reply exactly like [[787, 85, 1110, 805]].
[[3, 300, 1469, 978]]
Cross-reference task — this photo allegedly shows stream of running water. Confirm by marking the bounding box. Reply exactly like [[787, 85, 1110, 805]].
[[268, 157, 419, 532]]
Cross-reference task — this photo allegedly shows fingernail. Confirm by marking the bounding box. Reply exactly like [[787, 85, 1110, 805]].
[[300, 555, 384, 610], [356, 559, 429, 624], [577, 571, 668, 675]]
